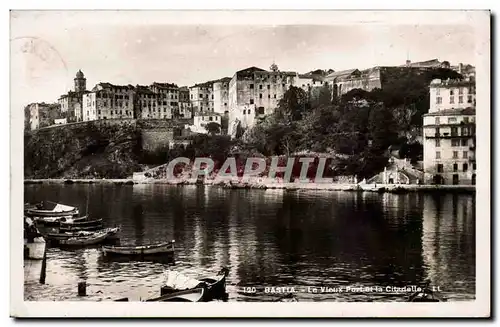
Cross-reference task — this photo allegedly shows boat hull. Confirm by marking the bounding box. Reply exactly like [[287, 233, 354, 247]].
[[146, 288, 205, 302], [58, 231, 110, 247], [102, 241, 175, 256]]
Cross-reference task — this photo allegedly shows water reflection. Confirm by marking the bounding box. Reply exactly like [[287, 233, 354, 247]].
[[24, 185, 475, 302]]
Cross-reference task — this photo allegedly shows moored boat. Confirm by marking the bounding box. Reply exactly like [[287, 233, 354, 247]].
[[102, 240, 175, 257], [58, 230, 109, 246], [46, 227, 120, 241], [161, 267, 229, 301], [25, 201, 79, 218], [146, 288, 205, 302], [59, 219, 103, 232], [33, 215, 89, 226]]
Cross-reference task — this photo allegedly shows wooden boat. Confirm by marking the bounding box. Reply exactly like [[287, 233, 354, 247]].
[[34, 215, 88, 226], [60, 218, 103, 228], [46, 227, 119, 241], [102, 240, 175, 256], [59, 224, 104, 232], [161, 267, 229, 301], [146, 288, 205, 302], [25, 201, 79, 218], [58, 230, 109, 246]]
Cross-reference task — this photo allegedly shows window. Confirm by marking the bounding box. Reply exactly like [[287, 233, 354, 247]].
[[450, 96, 455, 104], [435, 139, 440, 147], [274, 94, 277, 98], [259, 94, 263, 99], [243, 110, 246, 114], [467, 95, 473, 103], [250, 84, 254, 89], [435, 117, 440, 125], [464, 117, 469, 123], [250, 99, 254, 104], [437, 164, 443, 172], [248, 109, 251, 115], [473, 163, 476, 170], [268, 94, 271, 98], [463, 151, 468, 159], [451, 127, 458, 136], [453, 151, 458, 159], [435, 127, 440, 136], [436, 151, 441, 159], [282, 84, 285, 88], [459, 87, 463, 95], [459, 96, 463, 103], [259, 85, 263, 90], [436, 88, 440, 95], [463, 163, 468, 172], [436, 97, 442, 104], [98, 110, 101, 115], [450, 90, 454, 95], [209, 116, 213, 121], [224, 103, 227, 106], [453, 163, 458, 172], [451, 139, 460, 147], [461, 139, 468, 146], [267, 85, 270, 90], [257, 107, 265, 115]]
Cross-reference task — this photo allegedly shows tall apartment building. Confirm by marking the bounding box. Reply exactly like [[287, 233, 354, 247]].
[[422, 77, 476, 185], [189, 81, 214, 114], [58, 70, 89, 122], [228, 66, 296, 129], [213, 77, 231, 115], [178, 86, 192, 119], [82, 83, 135, 121]]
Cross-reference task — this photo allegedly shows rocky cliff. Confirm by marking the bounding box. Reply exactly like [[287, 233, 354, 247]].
[[24, 121, 143, 179]]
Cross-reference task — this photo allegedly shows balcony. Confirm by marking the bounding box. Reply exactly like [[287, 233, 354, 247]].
[[424, 133, 472, 139]]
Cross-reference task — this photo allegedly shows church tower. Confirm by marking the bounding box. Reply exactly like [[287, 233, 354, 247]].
[[74, 70, 86, 93]]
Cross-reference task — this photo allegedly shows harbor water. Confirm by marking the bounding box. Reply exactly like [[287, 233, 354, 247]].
[[23, 184, 476, 302]]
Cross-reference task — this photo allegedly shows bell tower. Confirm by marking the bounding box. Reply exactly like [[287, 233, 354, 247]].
[[74, 70, 86, 93]]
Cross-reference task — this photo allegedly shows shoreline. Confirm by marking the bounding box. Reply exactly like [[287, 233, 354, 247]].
[[24, 178, 476, 194]]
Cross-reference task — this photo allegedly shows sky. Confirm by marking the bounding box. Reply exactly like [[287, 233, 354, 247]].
[[10, 11, 478, 109]]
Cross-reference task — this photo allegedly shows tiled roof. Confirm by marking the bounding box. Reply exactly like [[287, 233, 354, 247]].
[[326, 68, 359, 79]]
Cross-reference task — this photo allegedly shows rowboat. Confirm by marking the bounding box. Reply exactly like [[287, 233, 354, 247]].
[[34, 215, 89, 226], [59, 224, 104, 232], [58, 230, 109, 246], [60, 218, 103, 228], [102, 240, 175, 256], [25, 201, 79, 218], [161, 267, 229, 301], [46, 227, 120, 241], [146, 288, 205, 302]]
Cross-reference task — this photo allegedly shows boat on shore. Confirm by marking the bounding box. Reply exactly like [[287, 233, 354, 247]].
[[102, 240, 175, 257], [146, 288, 205, 302], [25, 201, 79, 218], [161, 267, 229, 301]]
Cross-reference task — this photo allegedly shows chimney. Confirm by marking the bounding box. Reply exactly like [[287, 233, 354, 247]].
[[406, 60, 411, 67], [458, 63, 463, 73]]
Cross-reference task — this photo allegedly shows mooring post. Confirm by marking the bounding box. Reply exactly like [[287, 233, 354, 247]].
[[78, 281, 87, 296], [39, 248, 47, 284]]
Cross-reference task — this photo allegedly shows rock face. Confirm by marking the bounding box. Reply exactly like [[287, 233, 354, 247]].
[[24, 121, 143, 179]]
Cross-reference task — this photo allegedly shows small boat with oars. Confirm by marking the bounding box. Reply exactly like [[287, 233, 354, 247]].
[[102, 240, 175, 257], [161, 267, 229, 301], [25, 201, 79, 218], [58, 230, 110, 247], [146, 288, 205, 302]]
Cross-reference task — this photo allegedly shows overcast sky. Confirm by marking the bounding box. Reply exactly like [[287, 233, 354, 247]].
[[11, 11, 477, 108]]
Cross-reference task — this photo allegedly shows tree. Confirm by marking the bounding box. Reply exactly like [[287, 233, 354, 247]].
[[205, 122, 221, 135], [276, 86, 310, 122]]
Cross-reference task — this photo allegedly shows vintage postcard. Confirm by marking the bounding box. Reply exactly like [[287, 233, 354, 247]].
[[10, 10, 490, 318]]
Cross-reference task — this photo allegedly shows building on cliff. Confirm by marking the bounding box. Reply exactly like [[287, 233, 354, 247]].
[[227, 66, 297, 129], [422, 77, 476, 185], [27, 102, 61, 130], [213, 77, 231, 115], [82, 83, 135, 121], [189, 81, 215, 114], [58, 70, 90, 122], [178, 86, 192, 119]]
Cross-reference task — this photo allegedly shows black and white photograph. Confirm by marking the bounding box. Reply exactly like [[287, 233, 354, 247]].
[[10, 9, 490, 318]]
